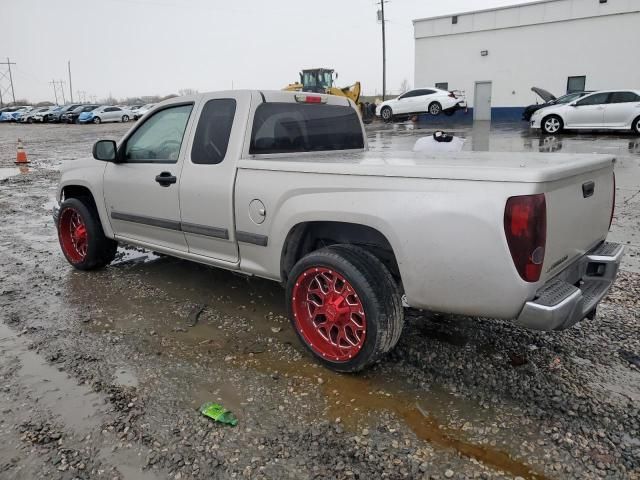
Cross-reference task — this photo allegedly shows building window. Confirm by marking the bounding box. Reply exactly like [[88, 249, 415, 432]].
[[452, 15, 458, 24], [435, 82, 449, 90], [567, 76, 586, 93]]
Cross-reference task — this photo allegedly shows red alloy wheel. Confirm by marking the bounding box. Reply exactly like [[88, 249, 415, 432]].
[[291, 267, 367, 362], [58, 208, 88, 264]]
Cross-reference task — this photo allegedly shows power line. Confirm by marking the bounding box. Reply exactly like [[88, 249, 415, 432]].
[[50, 80, 66, 105], [0, 58, 17, 107]]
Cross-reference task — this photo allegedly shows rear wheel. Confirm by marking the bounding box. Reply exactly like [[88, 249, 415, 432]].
[[122, 115, 129, 122], [542, 115, 563, 134], [428, 102, 442, 116], [286, 245, 404, 372], [27, 117, 33, 124], [380, 106, 393, 123], [633, 116, 640, 135], [57, 197, 117, 270], [93, 117, 101, 124]]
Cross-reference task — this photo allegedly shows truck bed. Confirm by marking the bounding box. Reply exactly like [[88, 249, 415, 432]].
[[240, 151, 615, 183]]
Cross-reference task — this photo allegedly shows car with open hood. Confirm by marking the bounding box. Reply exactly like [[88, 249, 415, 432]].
[[531, 89, 640, 134], [522, 88, 592, 121]]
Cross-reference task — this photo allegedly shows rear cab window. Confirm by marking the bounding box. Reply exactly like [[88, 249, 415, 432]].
[[249, 103, 364, 155]]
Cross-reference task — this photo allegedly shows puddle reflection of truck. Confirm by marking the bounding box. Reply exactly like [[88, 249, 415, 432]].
[[54, 90, 624, 372]]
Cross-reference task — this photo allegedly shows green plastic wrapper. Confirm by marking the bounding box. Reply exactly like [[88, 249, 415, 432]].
[[200, 402, 238, 426]]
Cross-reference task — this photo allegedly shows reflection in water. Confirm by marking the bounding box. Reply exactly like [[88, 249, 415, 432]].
[[630, 140, 640, 154], [470, 121, 490, 151], [538, 135, 563, 153]]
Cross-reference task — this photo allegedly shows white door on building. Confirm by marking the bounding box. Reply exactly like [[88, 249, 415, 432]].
[[474, 82, 492, 121]]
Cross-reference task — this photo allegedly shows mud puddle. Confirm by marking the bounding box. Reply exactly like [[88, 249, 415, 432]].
[[0, 323, 104, 434], [239, 351, 548, 480]]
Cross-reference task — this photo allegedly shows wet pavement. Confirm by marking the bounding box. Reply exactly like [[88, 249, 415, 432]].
[[0, 120, 639, 479]]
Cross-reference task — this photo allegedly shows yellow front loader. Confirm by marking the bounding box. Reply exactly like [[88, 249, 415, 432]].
[[283, 68, 371, 121]]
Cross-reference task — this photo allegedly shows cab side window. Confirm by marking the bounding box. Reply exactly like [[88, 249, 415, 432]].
[[124, 104, 193, 163], [191, 99, 236, 165]]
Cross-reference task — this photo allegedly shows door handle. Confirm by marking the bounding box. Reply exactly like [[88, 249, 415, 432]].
[[155, 171, 177, 187]]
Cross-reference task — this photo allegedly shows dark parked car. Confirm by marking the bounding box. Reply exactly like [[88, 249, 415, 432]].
[[62, 104, 100, 124], [47, 104, 84, 123], [522, 87, 592, 121]]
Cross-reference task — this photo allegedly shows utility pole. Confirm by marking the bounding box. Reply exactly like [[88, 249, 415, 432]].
[[68, 61, 74, 103], [0, 58, 17, 107], [377, 1, 387, 100]]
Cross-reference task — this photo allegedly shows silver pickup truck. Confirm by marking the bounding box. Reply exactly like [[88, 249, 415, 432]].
[[55, 90, 623, 372]]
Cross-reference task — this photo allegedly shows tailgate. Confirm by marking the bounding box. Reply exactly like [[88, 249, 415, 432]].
[[542, 166, 615, 282]]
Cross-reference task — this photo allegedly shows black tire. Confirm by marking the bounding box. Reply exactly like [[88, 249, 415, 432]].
[[542, 115, 563, 134], [93, 117, 101, 124], [632, 116, 640, 135], [27, 117, 33, 124], [380, 106, 393, 123], [122, 115, 129, 122], [286, 244, 404, 372], [57, 197, 117, 270], [428, 102, 442, 116]]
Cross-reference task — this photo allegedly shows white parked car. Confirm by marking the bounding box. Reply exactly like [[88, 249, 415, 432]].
[[19, 106, 51, 123], [78, 105, 132, 124], [133, 103, 156, 120], [531, 90, 640, 134], [54, 90, 622, 372], [376, 88, 466, 122]]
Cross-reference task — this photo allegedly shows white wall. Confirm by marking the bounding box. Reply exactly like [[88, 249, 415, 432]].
[[414, 1, 640, 108]]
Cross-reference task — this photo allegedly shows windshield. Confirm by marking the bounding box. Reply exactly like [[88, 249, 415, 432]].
[[302, 71, 332, 89]]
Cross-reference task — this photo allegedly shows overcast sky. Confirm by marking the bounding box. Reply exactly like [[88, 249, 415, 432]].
[[4, 0, 532, 103]]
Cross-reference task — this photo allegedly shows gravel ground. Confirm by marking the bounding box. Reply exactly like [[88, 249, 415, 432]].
[[0, 121, 639, 480]]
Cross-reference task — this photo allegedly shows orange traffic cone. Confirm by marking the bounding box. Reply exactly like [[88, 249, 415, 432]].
[[15, 139, 29, 165]]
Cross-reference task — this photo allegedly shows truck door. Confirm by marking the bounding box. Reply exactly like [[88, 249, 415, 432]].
[[103, 102, 196, 252], [178, 91, 251, 264]]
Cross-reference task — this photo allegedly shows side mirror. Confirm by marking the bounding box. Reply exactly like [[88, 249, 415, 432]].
[[569, 103, 578, 107], [92, 140, 118, 162]]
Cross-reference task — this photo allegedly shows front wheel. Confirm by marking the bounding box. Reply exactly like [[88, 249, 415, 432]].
[[57, 198, 117, 270], [428, 102, 442, 116], [286, 245, 404, 372], [542, 115, 563, 134], [632, 116, 640, 135], [93, 117, 101, 124], [380, 106, 393, 123]]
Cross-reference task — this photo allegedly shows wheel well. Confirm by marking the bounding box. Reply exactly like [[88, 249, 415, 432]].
[[61, 185, 97, 211], [280, 221, 402, 286], [429, 101, 441, 107]]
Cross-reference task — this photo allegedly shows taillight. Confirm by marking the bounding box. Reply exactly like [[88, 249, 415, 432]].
[[448, 91, 457, 98], [609, 172, 616, 230], [504, 194, 547, 282], [294, 94, 326, 104]]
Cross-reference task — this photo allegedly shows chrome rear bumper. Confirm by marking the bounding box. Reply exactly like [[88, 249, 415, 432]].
[[515, 242, 624, 331]]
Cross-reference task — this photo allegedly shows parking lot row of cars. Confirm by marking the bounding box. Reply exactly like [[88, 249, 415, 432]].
[[0, 103, 156, 124]]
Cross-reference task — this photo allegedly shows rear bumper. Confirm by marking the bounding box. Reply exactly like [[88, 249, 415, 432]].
[[514, 242, 624, 331]]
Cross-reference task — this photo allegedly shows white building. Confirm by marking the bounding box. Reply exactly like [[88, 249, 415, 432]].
[[413, 0, 640, 121]]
